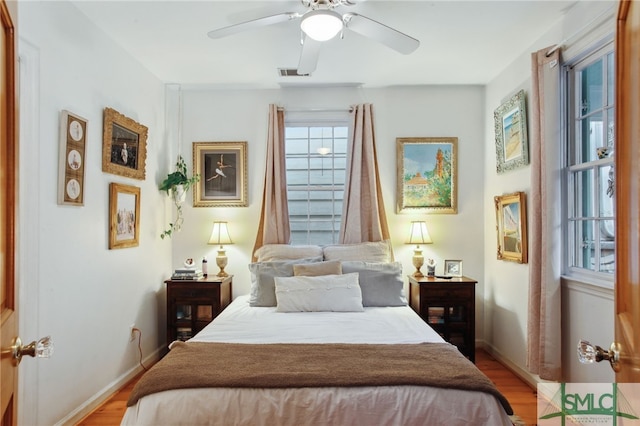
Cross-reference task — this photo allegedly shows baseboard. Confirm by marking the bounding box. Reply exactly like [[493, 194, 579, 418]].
[[55, 346, 162, 426], [477, 341, 541, 390]]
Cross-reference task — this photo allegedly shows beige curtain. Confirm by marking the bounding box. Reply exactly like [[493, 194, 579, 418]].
[[527, 47, 562, 381], [252, 105, 290, 260], [339, 104, 391, 244]]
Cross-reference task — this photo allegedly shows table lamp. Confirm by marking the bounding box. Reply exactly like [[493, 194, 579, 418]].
[[208, 221, 233, 277], [406, 221, 433, 277]]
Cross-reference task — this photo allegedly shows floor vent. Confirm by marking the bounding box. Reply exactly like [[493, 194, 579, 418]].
[[278, 68, 310, 77]]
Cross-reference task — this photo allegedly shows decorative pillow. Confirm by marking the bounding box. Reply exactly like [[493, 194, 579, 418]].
[[254, 244, 323, 262], [249, 257, 322, 307], [274, 273, 364, 312], [322, 240, 392, 263], [340, 261, 407, 307], [293, 260, 342, 277]]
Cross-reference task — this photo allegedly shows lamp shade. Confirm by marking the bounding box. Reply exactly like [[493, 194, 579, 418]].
[[208, 221, 233, 246], [407, 221, 433, 245], [300, 9, 343, 41]]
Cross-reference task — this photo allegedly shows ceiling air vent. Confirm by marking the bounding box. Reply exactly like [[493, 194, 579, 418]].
[[278, 68, 310, 77]]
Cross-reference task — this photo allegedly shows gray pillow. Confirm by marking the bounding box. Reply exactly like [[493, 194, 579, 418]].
[[340, 261, 407, 307], [249, 257, 322, 307]]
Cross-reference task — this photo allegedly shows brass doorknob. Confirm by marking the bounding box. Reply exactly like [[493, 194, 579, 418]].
[[577, 339, 620, 372], [10, 336, 53, 365]]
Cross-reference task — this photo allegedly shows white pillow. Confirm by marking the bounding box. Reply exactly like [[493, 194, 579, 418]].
[[274, 273, 364, 312], [322, 240, 392, 263], [254, 244, 323, 262]]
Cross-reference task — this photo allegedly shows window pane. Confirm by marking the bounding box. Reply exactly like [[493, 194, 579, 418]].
[[570, 220, 595, 271], [580, 59, 603, 115], [599, 165, 615, 219], [580, 112, 603, 163], [607, 52, 615, 105], [599, 220, 615, 274], [285, 123, 348, 245], [571, 169, 594, 219], [606, 109, 615, 151]]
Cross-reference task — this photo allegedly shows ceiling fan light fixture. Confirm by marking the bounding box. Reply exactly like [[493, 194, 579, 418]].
[[300, 9, 343, 41]]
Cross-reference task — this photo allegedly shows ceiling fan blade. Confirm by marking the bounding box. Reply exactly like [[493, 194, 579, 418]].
[[297, 36, 322, 75], [343, 12, 420, 54], [208, 12, 301, 39]]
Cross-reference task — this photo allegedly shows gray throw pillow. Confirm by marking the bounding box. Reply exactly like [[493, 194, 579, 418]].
[[340, 261, 407, 307], [249, 257, 322, 307]]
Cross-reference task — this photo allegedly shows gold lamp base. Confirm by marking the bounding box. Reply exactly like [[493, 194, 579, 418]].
[[412, 246, 424, 278], [216, 247, 229, 277]]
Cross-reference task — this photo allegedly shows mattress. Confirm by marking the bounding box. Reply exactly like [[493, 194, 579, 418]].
[[122, 295, 513, 426]]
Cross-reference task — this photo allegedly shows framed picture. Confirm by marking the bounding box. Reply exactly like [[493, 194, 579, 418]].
[[494, 191, 528, 263], [396, 137, 457, 214], [193, 141, 248, 207], [494, 90, 529, 174], [58, 110, 88, 206], [102, 107, 148, 180], [109, 182, 140, 249], [444, 260, 463, 277]]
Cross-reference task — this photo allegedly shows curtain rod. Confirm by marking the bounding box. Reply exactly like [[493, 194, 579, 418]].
[[546, 6, 616, 57], [277, 107, 354, 113]]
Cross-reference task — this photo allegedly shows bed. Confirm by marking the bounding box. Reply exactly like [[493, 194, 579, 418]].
[[122, 242, 513, 426]]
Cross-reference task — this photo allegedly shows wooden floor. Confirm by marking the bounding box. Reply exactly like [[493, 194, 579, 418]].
[[76, 348, 538, 425]]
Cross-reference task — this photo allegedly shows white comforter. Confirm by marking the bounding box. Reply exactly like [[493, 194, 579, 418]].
[[122, 295, 512, 426]]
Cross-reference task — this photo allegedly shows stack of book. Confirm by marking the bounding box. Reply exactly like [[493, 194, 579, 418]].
[[171, 268, 204, 280]]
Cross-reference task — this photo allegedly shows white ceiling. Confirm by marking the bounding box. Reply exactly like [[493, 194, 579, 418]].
[[70, 0, 580, 88]]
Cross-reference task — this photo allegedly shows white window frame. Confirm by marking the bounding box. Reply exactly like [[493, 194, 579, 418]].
[[284, 111, 350, 245], [562, 40, 615, 289]]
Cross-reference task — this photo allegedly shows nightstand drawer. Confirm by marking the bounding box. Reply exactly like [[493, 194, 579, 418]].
[[171, 286, 216, 300], [425, 287, 473, 300]]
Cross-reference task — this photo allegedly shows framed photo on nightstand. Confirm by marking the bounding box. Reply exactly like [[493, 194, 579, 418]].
[[444, 259, 463, 277]]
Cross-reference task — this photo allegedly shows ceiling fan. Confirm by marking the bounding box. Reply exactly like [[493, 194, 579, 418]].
[[207, 0, 420, 75]]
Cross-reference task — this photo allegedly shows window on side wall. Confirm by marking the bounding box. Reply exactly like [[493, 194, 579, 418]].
[[285, 115, 349, 245], [564, 42, 615, 284]]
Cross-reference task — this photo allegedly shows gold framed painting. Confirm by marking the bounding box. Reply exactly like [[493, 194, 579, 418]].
[[58, 110, 88, 206], [396, 137, 458, 214], [109, 182, 140, 249], [102, 107, 148, 180], [494, 90, 529, 174], [192, 141, 248, 207], [494, 191, 528, 263]]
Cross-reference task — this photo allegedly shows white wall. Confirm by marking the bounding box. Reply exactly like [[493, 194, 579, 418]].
[[483, 0, 616, 385], [171, 84, 487, 338], [19, 2, 171, 424]]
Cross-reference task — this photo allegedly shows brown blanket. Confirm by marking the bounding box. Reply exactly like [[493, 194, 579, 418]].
[[127, 342, 512, 415]]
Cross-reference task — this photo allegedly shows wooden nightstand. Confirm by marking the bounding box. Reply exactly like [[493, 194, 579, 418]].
[[408, 275, 477, 362], [165, 275, 232, 345]]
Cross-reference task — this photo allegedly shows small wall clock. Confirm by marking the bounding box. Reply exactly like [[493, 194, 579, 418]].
[[58, 110, 88, 206]]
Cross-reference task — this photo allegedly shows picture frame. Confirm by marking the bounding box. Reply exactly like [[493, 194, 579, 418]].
[[396, 137, 458, 214], [193, 141, 248, 207], [102, 107, 148, 180], [444, 260, 463, 277], [109, 182, 140, 249], [58, 110, 88, 206], [494, 90, 529, 174], [494, 191, 528, 263]]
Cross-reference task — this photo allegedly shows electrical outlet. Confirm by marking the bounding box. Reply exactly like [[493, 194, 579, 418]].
[[129, 324, 136, 342]]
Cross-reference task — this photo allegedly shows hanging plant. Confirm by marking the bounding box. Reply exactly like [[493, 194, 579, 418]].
[[159, 155, 200, 239]]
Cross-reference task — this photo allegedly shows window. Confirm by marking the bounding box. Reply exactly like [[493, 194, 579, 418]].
[[565, 43, 615, 280], [285, 119, 349, 245]]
